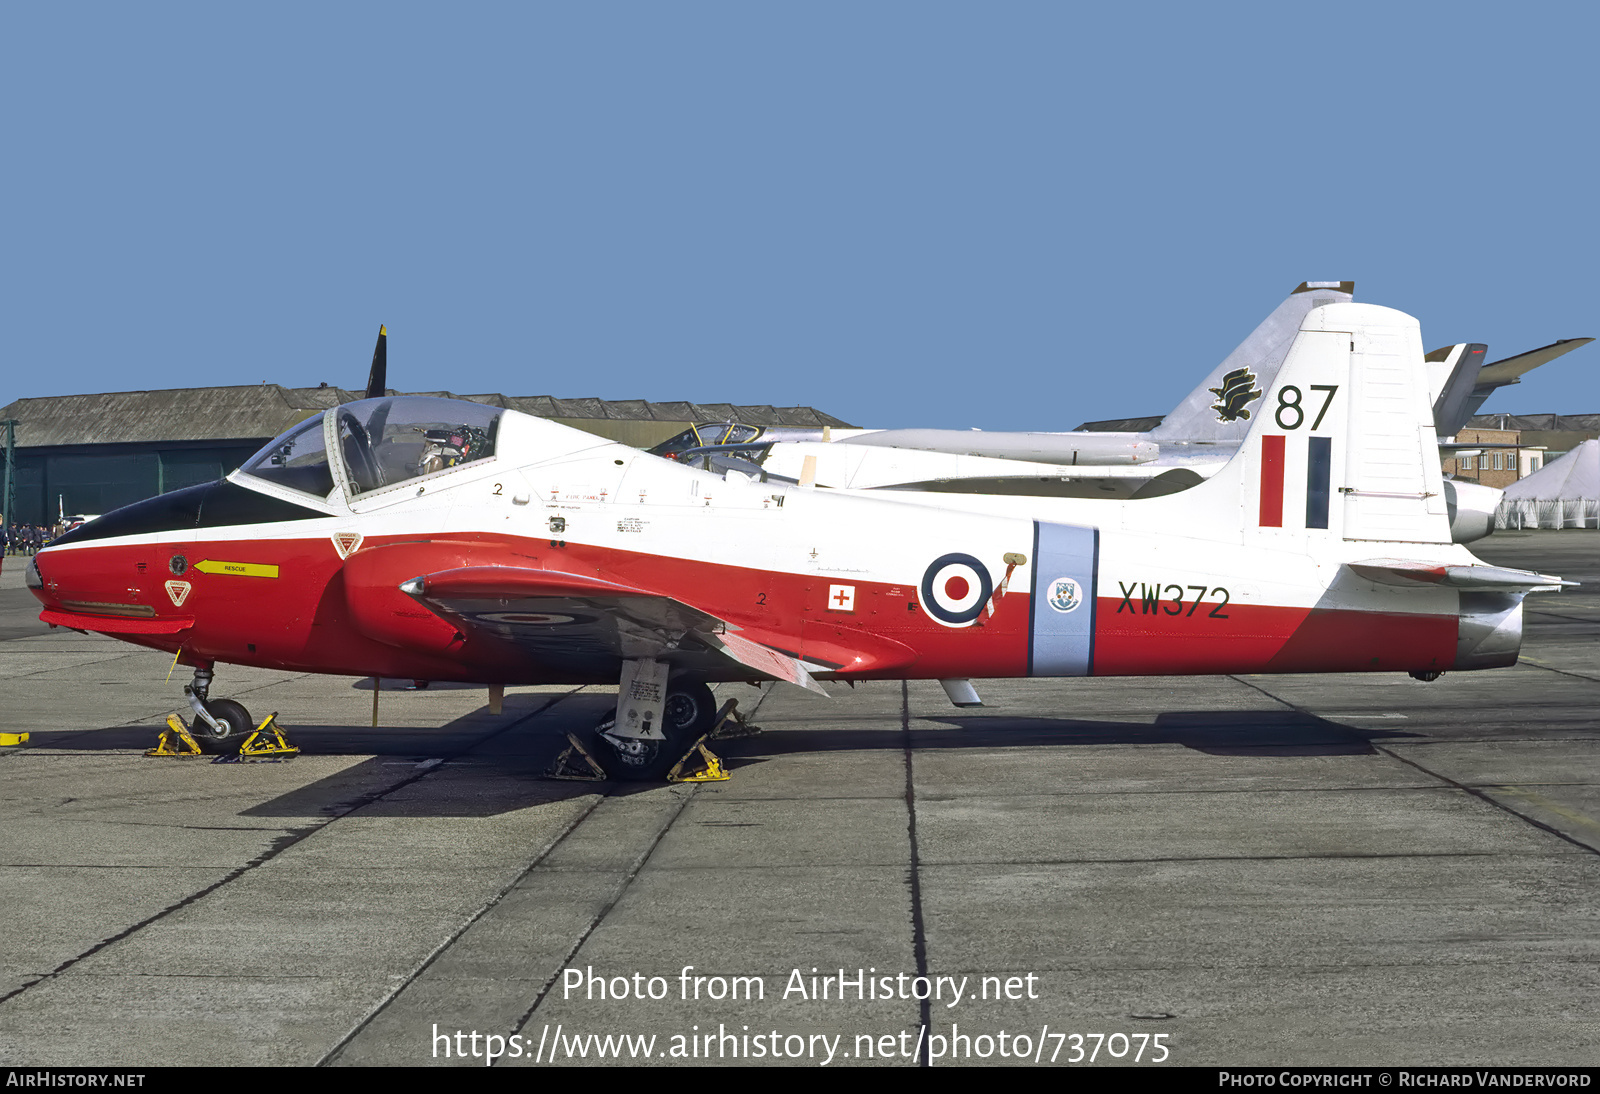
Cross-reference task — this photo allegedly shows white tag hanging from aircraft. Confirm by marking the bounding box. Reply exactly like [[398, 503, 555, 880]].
[[614, 659, 669, 740]]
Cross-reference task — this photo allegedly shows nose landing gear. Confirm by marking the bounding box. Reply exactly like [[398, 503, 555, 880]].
[[147, 664, 298, 759], [180, 665, 255, 754]]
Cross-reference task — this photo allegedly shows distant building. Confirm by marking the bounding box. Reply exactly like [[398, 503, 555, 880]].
[[1444, 427, 1545, 488], [1464, 413, 1600, 463], [0, 385, 852, 526], [1445, 413, 1600, 489]]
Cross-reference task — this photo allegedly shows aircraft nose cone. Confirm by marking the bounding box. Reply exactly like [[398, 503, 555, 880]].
[[28, 541, 166, 622]]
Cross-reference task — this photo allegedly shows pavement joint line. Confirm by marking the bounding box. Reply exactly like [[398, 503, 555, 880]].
[[321, 692, 743, 1064], [906, 785, 1461, 798], [914, 850, 1576, 865], [0, 686, 587, 1012], [1, 654, 142, 680], [0, 863, 253, 869], [488, 784, 703, 1066], [498, 850, 1577, 873], [316, 789, 609, 1067], [1227, 675, 1600, 859], [901, 680, 932, 1068], [1514, 658, 1600, 684], [1524, 610, 1600, 624]]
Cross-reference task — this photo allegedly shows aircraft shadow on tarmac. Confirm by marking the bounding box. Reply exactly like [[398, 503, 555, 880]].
[[23, 698, 1420, 818], [751, 709, 1420, 760]]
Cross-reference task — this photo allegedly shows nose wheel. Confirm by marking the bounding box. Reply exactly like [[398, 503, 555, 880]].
[[189, 699, 255, 754], [181, 665, 256, 755]]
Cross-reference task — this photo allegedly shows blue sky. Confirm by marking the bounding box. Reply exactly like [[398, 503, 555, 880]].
[[3, 2, 1595, 430]]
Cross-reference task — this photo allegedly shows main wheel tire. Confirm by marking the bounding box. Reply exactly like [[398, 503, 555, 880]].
[[192, 699, 254, 755], [664, 681, 716, 739], [601, 681, 717, 781]]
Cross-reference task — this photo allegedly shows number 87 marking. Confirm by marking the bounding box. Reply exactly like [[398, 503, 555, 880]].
[[1274, 384, 1339, 430]]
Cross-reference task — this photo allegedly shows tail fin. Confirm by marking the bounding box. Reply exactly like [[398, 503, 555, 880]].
[[1151, 301, 1452, 546], [1150, 281, 1354, 445], [1425, 342, 1488, 436]]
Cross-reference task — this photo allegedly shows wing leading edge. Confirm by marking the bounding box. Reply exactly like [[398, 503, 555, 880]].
[[400, 566, 842, 691]]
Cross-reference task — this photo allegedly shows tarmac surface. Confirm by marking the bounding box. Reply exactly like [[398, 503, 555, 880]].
[[0, 531, 1595, 1068]]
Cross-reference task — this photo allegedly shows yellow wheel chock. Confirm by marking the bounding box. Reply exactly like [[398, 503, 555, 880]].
[[667, 738, 729, 783], [0, 732, 29, 747], [707, 698, 761, 741], [146, 714, 204, 758], [238, 713, 299, 760], [545, 732, 608, 781]]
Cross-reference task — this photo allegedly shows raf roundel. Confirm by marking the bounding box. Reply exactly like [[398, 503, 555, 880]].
[[1047, 577, 1082, 613], [920, 553, 993, 627]]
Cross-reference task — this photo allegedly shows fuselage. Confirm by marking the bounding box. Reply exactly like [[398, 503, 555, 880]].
[[30, 396, 1497, 687]]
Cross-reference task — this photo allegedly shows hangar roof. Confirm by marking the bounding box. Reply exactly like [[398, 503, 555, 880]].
[[0, 386, 853, 449], [1466, 413, 1600, 432]]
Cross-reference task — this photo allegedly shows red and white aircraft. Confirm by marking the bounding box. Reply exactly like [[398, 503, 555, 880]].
[[27, 301, 1573, 777]]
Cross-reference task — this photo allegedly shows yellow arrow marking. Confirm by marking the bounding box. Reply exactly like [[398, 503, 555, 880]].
[[194, 560, 279, 579]]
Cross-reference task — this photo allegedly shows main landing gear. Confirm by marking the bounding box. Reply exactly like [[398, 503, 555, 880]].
[[597, 676, 718, 781]]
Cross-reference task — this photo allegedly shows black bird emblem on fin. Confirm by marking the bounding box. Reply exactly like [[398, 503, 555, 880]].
[[1210, 368, 1264, 422]]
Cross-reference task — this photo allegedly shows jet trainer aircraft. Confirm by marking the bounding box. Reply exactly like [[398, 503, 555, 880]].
[[28, 301, 1574, 779]]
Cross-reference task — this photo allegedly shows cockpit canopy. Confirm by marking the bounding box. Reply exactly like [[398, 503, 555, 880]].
[[240, 415, 333, 496], [239, 397, 503, 499], [649, 422, 764, 460]]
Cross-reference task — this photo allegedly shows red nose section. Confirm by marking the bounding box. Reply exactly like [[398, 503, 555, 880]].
[[31, 543, 196, 635]]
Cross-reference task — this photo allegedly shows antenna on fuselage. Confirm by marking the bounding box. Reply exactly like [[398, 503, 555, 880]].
[[364, 325, 388, 400]]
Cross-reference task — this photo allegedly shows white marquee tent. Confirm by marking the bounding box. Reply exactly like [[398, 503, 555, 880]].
[[1494, 438, 1599, 529]]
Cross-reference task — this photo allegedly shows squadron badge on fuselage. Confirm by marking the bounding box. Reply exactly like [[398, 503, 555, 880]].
[[1209, 367, 1264, 423]]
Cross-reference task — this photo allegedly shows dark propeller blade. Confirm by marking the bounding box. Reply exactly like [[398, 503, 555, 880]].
[[364, 325, 387, 400]]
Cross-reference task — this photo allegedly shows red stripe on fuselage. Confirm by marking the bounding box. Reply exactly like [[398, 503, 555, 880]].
[[1259, 434, 1285, 527], [1094, 596, 1456, 675]]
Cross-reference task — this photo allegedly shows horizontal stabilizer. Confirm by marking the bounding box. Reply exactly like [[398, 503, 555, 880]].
[[1348, 559, 1576, 592]]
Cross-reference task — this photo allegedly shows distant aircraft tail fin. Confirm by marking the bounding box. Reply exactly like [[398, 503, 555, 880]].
[[1149, 281, 1354, 445], [1425, 343, 1488, 437]]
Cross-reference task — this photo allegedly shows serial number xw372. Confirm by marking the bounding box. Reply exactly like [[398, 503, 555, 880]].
[[1114, 581, 1231, 618]]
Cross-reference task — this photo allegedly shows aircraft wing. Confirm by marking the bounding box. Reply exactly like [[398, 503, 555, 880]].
[[399, 566, 832, 690]]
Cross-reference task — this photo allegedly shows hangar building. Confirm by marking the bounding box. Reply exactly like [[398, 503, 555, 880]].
[[0, 385, 852, 527]]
